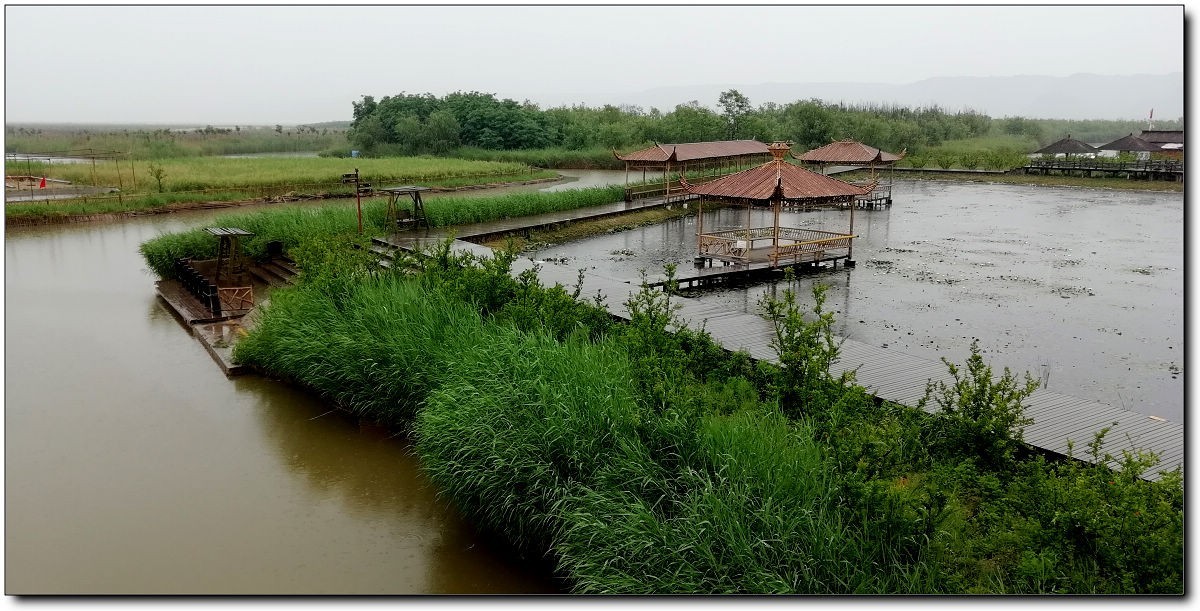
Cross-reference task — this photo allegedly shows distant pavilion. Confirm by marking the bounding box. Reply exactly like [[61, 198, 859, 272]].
[[614, 140, 772, 202], [1097, 133, 1159, 160], [681, 142, 874, 268], [1033, 135, 1100, 158], [795, 139, 904, 208]]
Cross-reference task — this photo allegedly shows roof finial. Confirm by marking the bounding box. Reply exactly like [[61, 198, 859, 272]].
[[768, 141, 792, 161]]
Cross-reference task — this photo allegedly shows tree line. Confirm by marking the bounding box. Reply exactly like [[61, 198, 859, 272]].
[[347, 89, 1181, 158]]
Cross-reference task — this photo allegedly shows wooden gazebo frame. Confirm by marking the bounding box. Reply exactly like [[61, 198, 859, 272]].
[[614, 140, 772, 202], [682, 142, 875, 268]]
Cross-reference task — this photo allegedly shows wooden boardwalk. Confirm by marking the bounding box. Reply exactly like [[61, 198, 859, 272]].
[[371, 196, 1183, 481]]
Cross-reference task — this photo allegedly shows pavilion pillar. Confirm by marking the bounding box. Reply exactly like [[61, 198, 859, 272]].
[[664, 161, 671, 202], [772, 198, 781, 249], [847, 195, 856, 265]]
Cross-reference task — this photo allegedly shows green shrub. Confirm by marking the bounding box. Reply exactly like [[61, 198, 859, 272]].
[[918, 340, 1036, 470]]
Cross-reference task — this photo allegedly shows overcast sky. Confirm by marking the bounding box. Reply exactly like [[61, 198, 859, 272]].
[[3, 4, 1185, 125]]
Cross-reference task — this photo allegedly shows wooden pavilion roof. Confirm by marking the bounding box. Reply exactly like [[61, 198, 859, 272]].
[[680, 157, 872, 205], [614, 140, 770, 163], [1097, 133, 1160, 152], [795, 139, 903, 164], [1034, 135, 1100, 155]]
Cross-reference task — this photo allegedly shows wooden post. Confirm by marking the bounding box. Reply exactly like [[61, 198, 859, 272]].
[[664, 161, 671, 202], [847, 195, 856, 264]]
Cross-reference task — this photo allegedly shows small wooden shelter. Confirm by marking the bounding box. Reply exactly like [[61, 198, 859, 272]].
[[1034, 135, 1100, 158], [795, 139, 904, 207], [614, 140, 772, 201], [379, 185, 430, 229], [681, 142, 874, 268]]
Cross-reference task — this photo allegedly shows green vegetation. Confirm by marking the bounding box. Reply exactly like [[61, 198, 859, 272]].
[[5, 155, 560, 223], [344, 89, 1183, 163], [9, 155, 541, 194], [142, 200, 1182, 592], [4, 123, 349, 159], [136, 185, 630, 278]]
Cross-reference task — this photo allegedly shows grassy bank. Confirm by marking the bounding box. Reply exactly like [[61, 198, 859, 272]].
[[213, 241, 1181, 593]]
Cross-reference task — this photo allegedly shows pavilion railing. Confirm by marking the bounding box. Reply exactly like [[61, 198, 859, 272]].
[[698, 228, 853, 264]]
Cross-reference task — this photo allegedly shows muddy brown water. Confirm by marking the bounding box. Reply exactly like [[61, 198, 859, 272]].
[[5, 211, 561, 594], [531, 180, 1184, 423]]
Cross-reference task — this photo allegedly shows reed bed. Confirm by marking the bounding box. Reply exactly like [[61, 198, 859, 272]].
[[139, 201, 388, 278], [422, 185, 625, 226]]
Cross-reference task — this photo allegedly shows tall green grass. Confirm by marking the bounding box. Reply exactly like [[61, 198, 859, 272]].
[[139, 201, 388, 278], [137, 185, 627, 278], [423, 185, 624, 226]]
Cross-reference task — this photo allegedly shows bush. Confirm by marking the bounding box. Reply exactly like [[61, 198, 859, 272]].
[[918, 339, 1036, 470], [959, 152, 984, 170]]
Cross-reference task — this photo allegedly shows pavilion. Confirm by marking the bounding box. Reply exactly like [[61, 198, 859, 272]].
[[1097, 133, 1159, 160], [794, 139, 904, 208], [614, 140, 772, 202], [1033, 135, 1100, 158], [681, 142, 874, 268]]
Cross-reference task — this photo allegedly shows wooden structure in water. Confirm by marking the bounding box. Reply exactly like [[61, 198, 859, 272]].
[[614, 140, 772, 202], [795, 139, 903, 209], [682, 142, 874, 269]]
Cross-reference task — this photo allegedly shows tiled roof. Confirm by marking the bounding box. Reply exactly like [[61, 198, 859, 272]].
[[1034, 136, 1100, 155], [681, 159, 870, 203], [796, 139, 902, 164], [615, 140, 769, 162], [1097, 134, 1160, 152]]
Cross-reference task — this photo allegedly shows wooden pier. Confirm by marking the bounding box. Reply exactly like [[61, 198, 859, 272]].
[[368, 193, 1183, 480]]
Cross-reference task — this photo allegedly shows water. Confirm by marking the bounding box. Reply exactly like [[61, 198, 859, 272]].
[[530, 180, 1184, 422], [4, 212, 561, 594]]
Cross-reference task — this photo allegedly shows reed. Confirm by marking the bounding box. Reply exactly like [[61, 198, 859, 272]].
[[423, 185, 625, 226]]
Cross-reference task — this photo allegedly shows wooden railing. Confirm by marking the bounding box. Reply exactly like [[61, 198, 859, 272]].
[[1024, 159, 1183, 173], [624, 175, 719, 201], [771, 235, 852, 265], [698, 228, 853, 264], [218, 286, 255, 314]]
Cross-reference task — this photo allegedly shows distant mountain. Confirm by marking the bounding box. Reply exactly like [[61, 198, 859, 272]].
[[553, 73, 1182, 121]]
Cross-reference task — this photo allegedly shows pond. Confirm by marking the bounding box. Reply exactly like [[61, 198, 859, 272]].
[[530, 180, 1184, 422]]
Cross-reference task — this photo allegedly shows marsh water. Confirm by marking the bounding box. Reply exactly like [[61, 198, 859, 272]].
[[530, 180, 1184, 422], [4, 210, 561, 594], [4, 172, 1183, 594]]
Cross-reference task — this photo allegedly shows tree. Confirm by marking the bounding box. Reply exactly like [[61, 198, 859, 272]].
[[425, 110, 462, 154], [718, 89, 752, 139], [147, 163, 166, 193]]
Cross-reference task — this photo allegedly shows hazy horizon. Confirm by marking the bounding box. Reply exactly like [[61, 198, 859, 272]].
[[4, 5, 1184, 125]]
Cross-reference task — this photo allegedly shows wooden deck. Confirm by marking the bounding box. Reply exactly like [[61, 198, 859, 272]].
[[369, 195, 1182, 481]]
